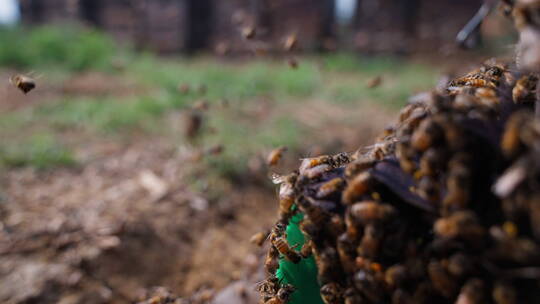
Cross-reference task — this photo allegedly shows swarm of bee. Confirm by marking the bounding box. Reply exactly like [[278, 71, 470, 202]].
[[258, 1, 540, 303]]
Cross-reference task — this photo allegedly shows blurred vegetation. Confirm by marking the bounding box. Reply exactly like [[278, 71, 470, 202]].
[[0, 25, 441, 174], [0, 134, 76, 170], [0, 25, 119, 71]]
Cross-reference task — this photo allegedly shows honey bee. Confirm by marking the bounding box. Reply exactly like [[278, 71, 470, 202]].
[[465, 78, 495, 88], [300, 218, 322, 241], [256, 275, 280, 299], [417, 176, 440, 203], [10, 74, 36, 94], [358, 224, 381, 258], [317, 177, 345, 198], [197, 84, 207, 95], [265, 284, 295, 304], [367, 76, 383, 89], [331, 152, 352, 167], [192, 99, 209, 111], [342, 172, 373, 205], [447, 253, 472, 277], [411, 119, 443, 152], [284, 34, 298, 52], [345, 158, 375, 178], [250, 230, 270, 247], [428, 260, 457, 298], [287, 57, 299, 69], [501, 111, 530, 157], [273, 236, 301, 263], [384, 265, 407, 288], [241, 26, 256, 40], [184, 111, 203, 139], [264, 245, 280, 274], [328, 214, 346, 238], [396, 138, 417, 174], [303, 164, 331, 180], [492, 281, 517, 304], [178, 83, 191, 94], [299, 155, 331, 173], [343, 288, 363, 304], [320, 283, 343, 304], [267, 146, 288, 167], [300, 240, 313, 258], [512, 74, 538, 104], [434, 211, 485, 240], [455, 278, 485, 304], [278, 182, 296, 219], [337, 233, 356, 274], [314, 246, 343, 284], [349, 201, 396, 225], [352, 269, 383, 303], [205, 144, 224, 156]]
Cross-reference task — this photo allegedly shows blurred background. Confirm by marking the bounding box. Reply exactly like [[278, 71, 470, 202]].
[[0, 0, 518, 303]]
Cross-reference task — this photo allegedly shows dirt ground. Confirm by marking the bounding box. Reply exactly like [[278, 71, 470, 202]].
[[0, 70, 395, 303]]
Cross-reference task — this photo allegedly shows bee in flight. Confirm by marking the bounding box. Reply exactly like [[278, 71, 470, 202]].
[[10, 74, 36, 94]]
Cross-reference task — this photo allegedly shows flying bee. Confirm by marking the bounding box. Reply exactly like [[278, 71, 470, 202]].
[[178, 83, 191, 94], [320, 283, 343, 304], [317, 177, 345, 198], [349, 201, 396, 225], [250, 230, 270, 247], [287, 57, 299, 69], [342, 171, 373, 205], [205, 144, 224, 156], [267, 146, 288, 167], [284, 34, 298, 52], [192, 99, 209, 111], [241, 26, 256, 39], [184, 111, 203, 139], [265, 284, 295, 304], [10, 74, 36, 94], [273, 236, 302, 263], [367, 76, 383, 89]]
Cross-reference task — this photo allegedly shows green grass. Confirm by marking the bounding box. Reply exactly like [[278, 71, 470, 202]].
[[0, 134, 76, 169], [0, 25, 119, 71], [0, 26, 440, 171]]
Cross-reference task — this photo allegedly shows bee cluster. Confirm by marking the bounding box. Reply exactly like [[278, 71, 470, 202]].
[[257, 2, 540, 303]]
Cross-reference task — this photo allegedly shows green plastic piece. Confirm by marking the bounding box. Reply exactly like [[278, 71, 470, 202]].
[[275, 212, 324, 304]]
